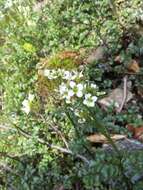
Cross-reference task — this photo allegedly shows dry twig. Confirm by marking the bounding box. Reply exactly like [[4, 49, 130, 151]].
[[13, 124, 89, 164], [117, 75, 128, 113]]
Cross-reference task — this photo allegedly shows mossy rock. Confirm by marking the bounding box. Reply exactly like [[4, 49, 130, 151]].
[[36, 50, 84, 108]]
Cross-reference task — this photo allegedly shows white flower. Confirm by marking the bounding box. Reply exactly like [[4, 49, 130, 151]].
[[49, 70, 58, 79], [76, 91, 83, 98], [21, 94, 34, 114], [59, 83, 67, 95], [67, 89, 74, 97], [77, 83, 84, 91], [43, 69, 51, 77], [5, 0, 13, 8], [69, 82, 84, 98], [64, 90, 74, 104], [71, 71, 78, 80], [21, 100, 30, 114], [83, 93, 97, 107], [76, 83, 84, 97], [59, 82, 74, 103], [63, 71, 72, 80], [71, 71, 83, 80], [43, 69, 58, 79], [91, 84, 97, 89], [28, 94, 34, 101]]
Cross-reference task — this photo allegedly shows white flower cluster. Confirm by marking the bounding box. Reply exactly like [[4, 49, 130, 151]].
[[21, 94, 34, 114], [59, 81, 85, 103], [42, 68, 98, 107], [59, 80, 98, 107], [43, 69, 83, 80], [4, 0, 13, 9]]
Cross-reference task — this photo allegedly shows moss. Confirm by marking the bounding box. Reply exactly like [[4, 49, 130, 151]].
[[38, 51, 82, 70], [36, 51, 83, 106]]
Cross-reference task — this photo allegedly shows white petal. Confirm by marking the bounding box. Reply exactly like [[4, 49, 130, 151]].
[[22, 99, 29, 107], [43, 69, 50, 77], [83, 99, 88, 105], [67, 90, 74, 97], [92, 96, 97, 102], [65, 98, 71, 104], [59, 83, 67, 94], [28, 94, 34, 101], [21, 104, 30, 114], [91, 84, 97, 89], [77, 83, 84, 91], [76, 91, 83, 97], [83, 98, 95, 107], [69, 81, 76, 88], [85, 93, 91, 99], [63, 71, 71, 80], [88, 102, 95, 107], [71, 71, 78, 80], [50, 70, 58, 79]]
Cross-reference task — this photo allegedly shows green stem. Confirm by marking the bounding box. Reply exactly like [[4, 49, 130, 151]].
[[65, 108, 95, 159]]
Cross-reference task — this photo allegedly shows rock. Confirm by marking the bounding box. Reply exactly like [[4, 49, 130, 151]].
[[98, 88, 133, 110], [86, 46, 105, 64], [103, 138, 143, 152]]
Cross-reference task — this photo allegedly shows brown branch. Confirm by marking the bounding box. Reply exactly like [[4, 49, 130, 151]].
[[0, 152, 22, 163], [36, 114, 69, 150], [13, 124, 89, 164], [50, 125, 69, 150]]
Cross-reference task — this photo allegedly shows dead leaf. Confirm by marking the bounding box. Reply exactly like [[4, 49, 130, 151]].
[[87, 134, 126, 143], [126, 124, 135, 134], [114, 55, 122, 64], [127, 124, 143, 142], [137, 88, 143, 98], [86, 46, 105, 64], [98, 88, 133, 110], [128, 60, 140, 73]]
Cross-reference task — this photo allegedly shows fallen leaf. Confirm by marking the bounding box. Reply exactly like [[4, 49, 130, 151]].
[[128, 60, 140, 73], [98, 88, 133, 110], [126, 124, 143, 142], [137, 88, 143, 98], [126, 124, 135, 134], [114, 55, 122, 64], [87, 134, 126, 143]]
